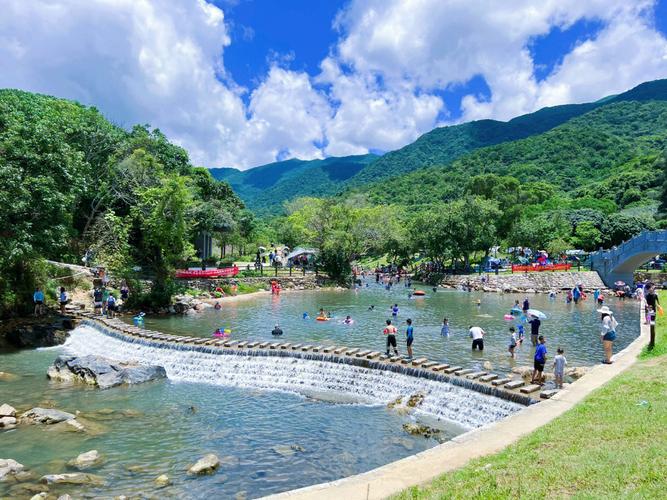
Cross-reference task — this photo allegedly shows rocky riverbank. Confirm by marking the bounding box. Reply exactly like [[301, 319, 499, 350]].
[[437, 271, 607, 293], [0, 316, 77, 350]]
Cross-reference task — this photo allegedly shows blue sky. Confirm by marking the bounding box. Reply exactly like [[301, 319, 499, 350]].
[[2, 0, 667, 168]]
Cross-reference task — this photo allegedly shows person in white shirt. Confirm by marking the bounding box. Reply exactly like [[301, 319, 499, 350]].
[[469, 325, 485, 351]]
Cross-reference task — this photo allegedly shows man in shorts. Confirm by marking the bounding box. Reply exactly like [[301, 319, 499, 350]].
[[532, 335, 547, 384], [469, 325, 485, 351], [384, 319, 399, 356]]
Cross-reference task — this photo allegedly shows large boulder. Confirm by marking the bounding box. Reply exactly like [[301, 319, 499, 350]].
[[0, 459, 25, 482], [187, 454, 220, 475], [20, 408, 75, 425], [67, 450, 104, 470], [47, 355, 166, 389], [0, 317, 71, 349], [0, 416, 17, 429], [0, 404, 16, 417]]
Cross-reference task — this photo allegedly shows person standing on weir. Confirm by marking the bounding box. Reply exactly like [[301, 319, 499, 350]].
[[384, 319, 399, 356]]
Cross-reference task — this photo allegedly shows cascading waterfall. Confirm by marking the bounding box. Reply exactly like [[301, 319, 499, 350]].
[[63, 324, 523, 430]]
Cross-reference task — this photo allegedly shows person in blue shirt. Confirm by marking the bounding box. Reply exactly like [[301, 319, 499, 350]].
[[33, 287, 45, 316], [391, 304, 399, 316], [406, 318, 414, 359], [531, 335, 548, 385]]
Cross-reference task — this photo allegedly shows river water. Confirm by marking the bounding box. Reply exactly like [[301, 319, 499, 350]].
[[0, 284, 639, 499]]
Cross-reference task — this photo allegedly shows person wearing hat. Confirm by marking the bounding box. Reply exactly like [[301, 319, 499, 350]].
[[598, 305, 618, 364]]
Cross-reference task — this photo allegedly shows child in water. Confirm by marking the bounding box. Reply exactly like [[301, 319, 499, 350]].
[[303, 312, 309, 320], [517, 324, 525, 345], [441, 318, 450, 337], [391, 304, 399, 316], [508, 326, 517, 358], [343, 315, 353, 325]]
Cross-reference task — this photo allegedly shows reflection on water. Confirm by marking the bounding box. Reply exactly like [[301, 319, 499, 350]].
[[138, 284, 640, 373]]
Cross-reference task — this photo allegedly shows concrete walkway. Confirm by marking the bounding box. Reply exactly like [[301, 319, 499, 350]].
[[268, 306, 649, 500]]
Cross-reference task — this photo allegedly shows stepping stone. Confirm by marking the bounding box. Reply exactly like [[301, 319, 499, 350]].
[[194, 339, 209, 344], [269, 343, 280, 349], [411, 357, 428, 366], [280, 343, 292, 349], [366, 351, 381, 359], [444, 366, 462, 374], [301, 345, 313, 351], [491, 378, 512, 387], [258, 342, 270, 348], [236, 341, 248, 348], [345, 348, 360, 356], [480, 374, 499, 382], [454, 368, 473, 376], [246, 342, 259, 348], [312, 345, 324, 352], [466, 371, 488, 380], [431, 364, 450, 371], [355, 350, 371, 357], [290, 344, 303, 350], [540, 389, 560, 399], [505, 380, 525, 390], [400, 358, 411, 364], [214, 340, 226, 346], [322, 346, 335, 353], [520, 384, 541, 394], [333, 347, 347, 354], [389, 356, 401, 362], [422, 361, 438, 368], [379, 354, 389, 361]]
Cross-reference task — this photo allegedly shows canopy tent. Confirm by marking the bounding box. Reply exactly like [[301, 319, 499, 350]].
[[286, 247, 318, 261]]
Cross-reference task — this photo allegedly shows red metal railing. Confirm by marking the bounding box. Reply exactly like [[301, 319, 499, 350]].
[[175, 266, 239, 279], [511, 263, 572, 273]]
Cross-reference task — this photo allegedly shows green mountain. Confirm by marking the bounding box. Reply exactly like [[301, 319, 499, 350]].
[[360, 98, 667, 209], [210, 154, 377, 214], [214, 79, 667, 215]]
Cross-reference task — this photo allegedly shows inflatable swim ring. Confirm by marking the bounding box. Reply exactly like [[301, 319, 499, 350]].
[[503, 314, 514, 321], [316, 316, 329, 322], [511, 307, 522, 315], [413, 290, 426, 296]]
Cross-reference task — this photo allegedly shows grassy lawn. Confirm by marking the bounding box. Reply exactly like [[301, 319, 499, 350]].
[[396, 293, 667, 499]]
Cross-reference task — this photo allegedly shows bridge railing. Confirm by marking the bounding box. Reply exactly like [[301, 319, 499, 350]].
[[590, 230, 667, 270]]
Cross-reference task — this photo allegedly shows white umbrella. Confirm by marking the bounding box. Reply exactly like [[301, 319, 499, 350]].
[[527, 309, 547, 320]]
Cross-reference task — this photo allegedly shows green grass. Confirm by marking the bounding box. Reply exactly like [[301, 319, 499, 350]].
[[396, 292, 667, 499]]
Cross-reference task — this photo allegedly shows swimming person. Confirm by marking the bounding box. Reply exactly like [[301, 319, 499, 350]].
[[469, 325, 485, 351], [271, 324, 283, 336], [303, 312, 309, 319], [441, 317, 450, 337], [343, 315, 353, 325], [368, 305, 375, 311], [392, 304, 399, 316], [406, 318, 414, 359], [384, 319, 399, 356], [214, 301, 222, 310]]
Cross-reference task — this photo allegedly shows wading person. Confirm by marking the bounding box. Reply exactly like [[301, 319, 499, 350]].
[[271, 324, 283, 336], [531, 335, 547, 384], [106, 293, 116, 319], [508, 326, 517, 358], [529, 314, 541, 346], [469, 325, 485, 351], [384, 319, 399, 356], [598, 305, 618, 364], [405, 318, 414, 359]]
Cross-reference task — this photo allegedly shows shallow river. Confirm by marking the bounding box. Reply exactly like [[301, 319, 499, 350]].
[[0, 284, 639, 499]]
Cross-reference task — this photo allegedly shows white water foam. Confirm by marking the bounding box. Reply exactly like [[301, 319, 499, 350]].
[[63, 325, 522, 429]]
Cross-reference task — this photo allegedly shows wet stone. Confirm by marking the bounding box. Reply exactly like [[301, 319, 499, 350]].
[[431, 364, 449, 371], [301, 345, 313, 351], [466, 371, 488, 380], [345, 348, 360, 356], [366, 351, 381, 359], [444, 366, 462, 374], [411, 357, 428, 366], [290, 344, 303, 350], [389, 356, 401, 362], [355, 350, 371, 357], [520, 384, 541, 394], [454, 368, 473, 376], [421, 361, 438, 368], [480, 374, 499, 382], [505, 380, 525, 390], [541, 389, 560, 399], [333, 347, 347, 354], [492, 377, 512, 386]]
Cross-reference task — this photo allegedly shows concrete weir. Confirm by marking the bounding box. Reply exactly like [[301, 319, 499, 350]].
[[69, 312, 537, 408]]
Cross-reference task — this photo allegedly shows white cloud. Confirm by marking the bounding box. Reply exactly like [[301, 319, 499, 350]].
[[1, 0, 666, 169]]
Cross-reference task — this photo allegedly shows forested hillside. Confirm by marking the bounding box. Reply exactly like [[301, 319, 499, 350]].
[[0, 90, 250, 315], [210, 154, 377, 215], [216, 79, 667, 215]]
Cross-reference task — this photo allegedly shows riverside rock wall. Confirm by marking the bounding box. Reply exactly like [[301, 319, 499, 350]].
[[440, 271, 607, 293], [181, 275, 325, 291]]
